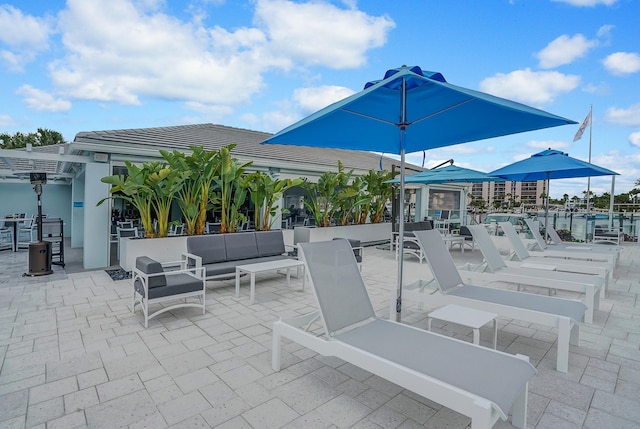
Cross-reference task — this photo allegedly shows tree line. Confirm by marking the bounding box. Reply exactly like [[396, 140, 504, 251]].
[[0, 129, 65, 149]]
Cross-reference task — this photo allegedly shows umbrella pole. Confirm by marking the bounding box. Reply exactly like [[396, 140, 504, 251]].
[[396, 149, 405, 322], [544, 175, 550, 242]]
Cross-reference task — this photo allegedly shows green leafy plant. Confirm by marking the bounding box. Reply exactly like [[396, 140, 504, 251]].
[[363, 169, 393, 223], [161, 146, 218, 235], [211, 145, 252, 233], [99, 160, 187, 238], [302, 161, 353, 227], [241, 172, 303, 231]]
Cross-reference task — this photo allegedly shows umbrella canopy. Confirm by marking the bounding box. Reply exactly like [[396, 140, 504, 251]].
[[388, 164, 505, 184], [489, 149, 619, 237], [489, 149, 618, 181], [262, 65, 576, 320]]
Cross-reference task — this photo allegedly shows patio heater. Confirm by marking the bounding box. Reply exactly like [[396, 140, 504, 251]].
[[25, 172, 53, 276]]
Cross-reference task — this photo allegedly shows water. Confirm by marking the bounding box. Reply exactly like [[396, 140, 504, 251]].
[[537, 212, 639, 242]]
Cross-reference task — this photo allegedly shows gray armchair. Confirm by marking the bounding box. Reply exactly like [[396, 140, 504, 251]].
[[133, 256, 206, 327]]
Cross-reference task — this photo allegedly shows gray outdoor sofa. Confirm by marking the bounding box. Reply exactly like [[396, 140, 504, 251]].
[[183, 230, 294, 280]]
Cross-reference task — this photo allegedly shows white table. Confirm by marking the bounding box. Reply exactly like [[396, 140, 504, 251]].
[[427, 304, 498, 348], [441, 235, 466, 253], [235, 258, 305, 305]]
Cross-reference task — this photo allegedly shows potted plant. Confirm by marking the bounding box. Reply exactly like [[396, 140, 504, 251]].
[[99, 160, 187, 238], [240, 172, 303, 231], [211, 145, 252, 233], [161, 146, 218, 235]]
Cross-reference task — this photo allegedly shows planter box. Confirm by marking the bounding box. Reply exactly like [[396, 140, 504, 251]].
[[120, 236, 187, 272], [294, 223, 392, 245], [120, 228, 295, 272]]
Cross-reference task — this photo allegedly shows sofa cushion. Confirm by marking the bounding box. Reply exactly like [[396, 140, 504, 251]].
[[203, 260, 240, 277], [187, 235, 227, 265], [255, 230, 286, 257], [147, 273, 203, 299], [136, 256, 166, 288], [225, 232, 258, 261]]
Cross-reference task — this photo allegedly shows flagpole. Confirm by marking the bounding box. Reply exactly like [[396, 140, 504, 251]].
[[585, 105, 593, 241]]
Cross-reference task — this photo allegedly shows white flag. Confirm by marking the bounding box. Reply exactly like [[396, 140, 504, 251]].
[[573, 110, 592, 142]]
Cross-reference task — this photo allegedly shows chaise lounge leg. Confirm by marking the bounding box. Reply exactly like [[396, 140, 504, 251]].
[[585, 285, 595, 324], [272, 321, 282, 371], [470, 400, 493, 429], [510, 381, 528, 429], [556, 318, 571, 373]]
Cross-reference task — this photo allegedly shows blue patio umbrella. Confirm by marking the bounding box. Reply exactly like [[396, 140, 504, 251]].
[[262, 65, 576, 320], [388, 164, 505, 184], [489, 149, 619, 236]]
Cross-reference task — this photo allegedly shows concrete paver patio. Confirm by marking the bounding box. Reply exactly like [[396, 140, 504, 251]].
[[1, 239, 639, 428]]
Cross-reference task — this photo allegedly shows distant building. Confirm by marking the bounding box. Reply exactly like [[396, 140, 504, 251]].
[[470, 180, 546, 210]]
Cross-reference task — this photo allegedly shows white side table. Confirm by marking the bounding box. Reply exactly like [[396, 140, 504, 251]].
[[427, 304, 497, 349]]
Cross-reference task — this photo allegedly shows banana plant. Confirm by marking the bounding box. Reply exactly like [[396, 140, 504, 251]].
[[99, 160, 187, 238], [302, 161, 352, 227], [211, 145, 252, 233], [336, 176, 371, 225], [362, 169, 394, 223], [161, 146, 218, 235], [99, 161, 156, 237], [144, 161, 189, 237], [241, 172, 303, 231]]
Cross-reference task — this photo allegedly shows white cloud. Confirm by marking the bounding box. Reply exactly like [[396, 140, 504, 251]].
[[479, 68, 580, 106], [536, 34, 596, 69], [629, 131, 640, 148], [605, 103, 640, 127], [262, 106, 300, 133], [46, 0, 392, 112], [292, 86, 355, 114], [528, 140, 571, 150], [0, 114, 16, 127], [551, 0, 619, 6], [603, 52, 640, 75], [254, 0, 395, 69], [16, 85, 72, 112], [0, 5, 52, 71]]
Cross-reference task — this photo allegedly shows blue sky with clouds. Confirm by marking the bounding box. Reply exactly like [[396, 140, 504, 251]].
[[1, 0, 638, 198]]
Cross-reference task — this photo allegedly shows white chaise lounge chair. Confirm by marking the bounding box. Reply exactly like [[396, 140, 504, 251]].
[[499, 221, 611, 288], [466, 224, 603, 324], [524, 219, 619, 267], [272, 239, 536, 429], [410, 230, 586, 373]]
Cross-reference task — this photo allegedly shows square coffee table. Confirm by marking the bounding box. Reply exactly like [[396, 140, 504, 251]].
[[427, 304, 497, 348], [235, 258, 305, 305]]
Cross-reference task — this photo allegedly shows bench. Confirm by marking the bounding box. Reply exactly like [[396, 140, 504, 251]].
[[183, 230, 295, 281]]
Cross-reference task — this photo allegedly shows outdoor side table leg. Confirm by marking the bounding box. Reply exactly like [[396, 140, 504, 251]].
[[235, 268, 241, 298], [492, 319, 497, 349], [249, 272, 256, 305], [473, 328, 480, 345], [286, 267, 291, 288]]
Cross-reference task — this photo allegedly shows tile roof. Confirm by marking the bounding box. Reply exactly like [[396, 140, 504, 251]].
[[72, 123, 424, 175]]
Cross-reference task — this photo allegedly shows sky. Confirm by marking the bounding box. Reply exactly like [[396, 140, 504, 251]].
[[1, 0, 639, 199]]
